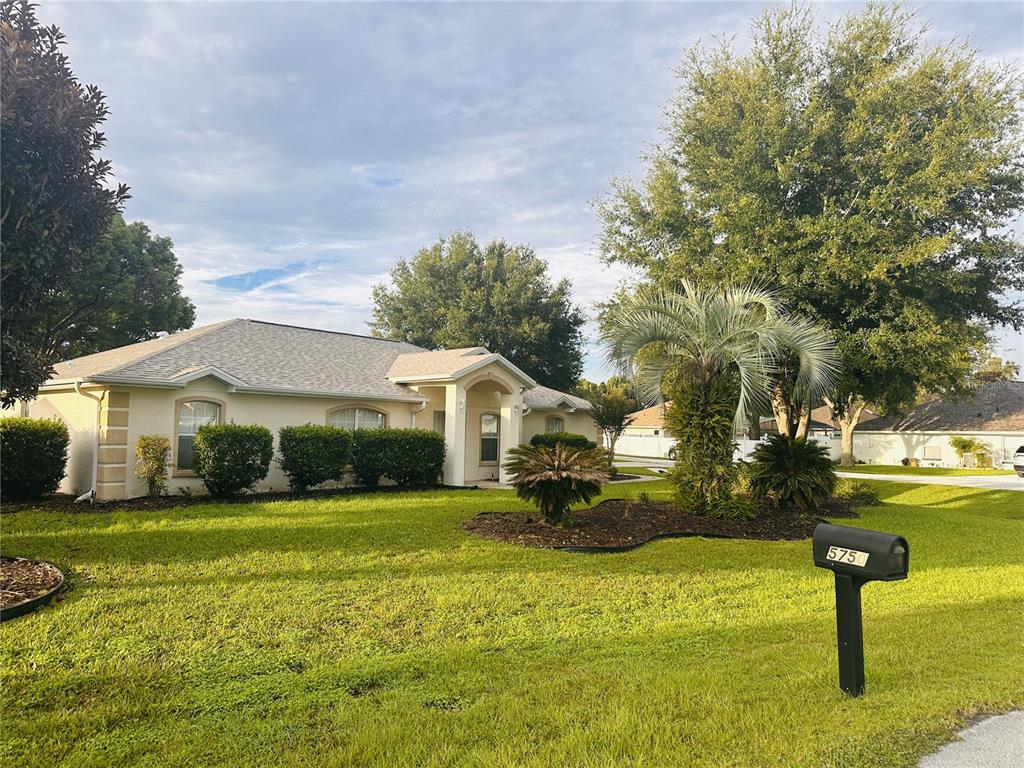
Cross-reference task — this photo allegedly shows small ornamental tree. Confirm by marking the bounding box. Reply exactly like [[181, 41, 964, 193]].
[[503, 443, 611, 527], [588, 388, 637, 462], [135, 434, 171, 496], [0, 417, 69, 500], [193, 424, 273, 497], [278, 424, 352, 492]]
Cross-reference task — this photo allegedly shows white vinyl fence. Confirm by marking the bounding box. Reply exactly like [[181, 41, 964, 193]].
[[613, 434, 842, 462]]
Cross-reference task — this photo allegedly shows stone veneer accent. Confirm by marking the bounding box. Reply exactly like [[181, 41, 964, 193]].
[[95, 390, 130, 500]]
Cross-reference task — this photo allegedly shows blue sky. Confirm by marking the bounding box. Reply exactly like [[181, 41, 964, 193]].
[[44, 1, 1024, 381]]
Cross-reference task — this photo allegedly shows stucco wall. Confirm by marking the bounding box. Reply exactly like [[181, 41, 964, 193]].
[[853, 431, 1024, 467], [26, 386, 106, 496], [521, 410, 599, 446]]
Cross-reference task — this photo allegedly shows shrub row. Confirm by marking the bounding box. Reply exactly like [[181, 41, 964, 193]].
[[191, 424, 445, 497], [0, 417, 70, 501], [529, 432, 597, 450]]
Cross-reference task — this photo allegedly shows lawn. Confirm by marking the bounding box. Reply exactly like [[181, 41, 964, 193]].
[[2, 480, 1022, 767], [839, 465, 1017, 476]]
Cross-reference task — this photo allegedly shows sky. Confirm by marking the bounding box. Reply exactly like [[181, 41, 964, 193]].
[[42, 1, 1024, 382]]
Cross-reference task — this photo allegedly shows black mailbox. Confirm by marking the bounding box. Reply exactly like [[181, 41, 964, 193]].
[[813, 524, 909, 582], [812, 523, 910, 697]]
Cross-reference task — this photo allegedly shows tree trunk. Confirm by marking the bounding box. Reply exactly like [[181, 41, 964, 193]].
[[825, 395, 866, 467], [607, 433, 617, 463], [770, 384, 791, 436], [746, 412, 761, 440], [794, 401, 811, 440]]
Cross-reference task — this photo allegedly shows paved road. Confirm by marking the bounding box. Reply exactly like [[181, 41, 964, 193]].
[[835, 471, 1024, 491], [918, 712, 1024, 768]]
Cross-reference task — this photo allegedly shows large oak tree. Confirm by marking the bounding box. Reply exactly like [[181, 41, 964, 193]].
[[371, 232, 585, 391], [598, 4, 1024, 464]]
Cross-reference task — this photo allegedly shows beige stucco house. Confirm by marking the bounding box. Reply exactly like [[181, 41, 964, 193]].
[[26, 319, 596, 499]]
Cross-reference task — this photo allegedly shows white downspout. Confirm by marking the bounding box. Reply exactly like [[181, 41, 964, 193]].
[[75, 380, 103, 494], [410, 398, 429, 428]]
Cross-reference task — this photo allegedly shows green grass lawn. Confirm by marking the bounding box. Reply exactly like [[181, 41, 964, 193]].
[[2, 480, 1022, 767], [838, 465, 1017, 476]]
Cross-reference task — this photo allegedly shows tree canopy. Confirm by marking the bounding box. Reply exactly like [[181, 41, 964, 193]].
[[1, 0, 130, 405], [371, 232, 586, 391], [598, 4, 1024, 459], [22, 214, 196, 362]]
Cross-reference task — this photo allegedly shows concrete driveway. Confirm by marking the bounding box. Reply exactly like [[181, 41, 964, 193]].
[[835, 471, 1024, 492]]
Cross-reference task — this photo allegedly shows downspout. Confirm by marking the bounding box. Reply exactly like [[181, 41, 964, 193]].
[[411, 398, 429, 428], [75, 380, 103, 495]]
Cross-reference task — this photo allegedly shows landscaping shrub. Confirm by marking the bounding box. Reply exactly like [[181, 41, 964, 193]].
[[135, 434, 171, 496], [503, 443, 610, 526], [901, 457, 921, 467], [0, 417, 70, 501], [833, 479, 881, 507], [278, 424, 352, 492], [748, 434, 836, 512], [529, 432, 597, 450], [193, 424, 273, 497], [351, 428, 446, 488]]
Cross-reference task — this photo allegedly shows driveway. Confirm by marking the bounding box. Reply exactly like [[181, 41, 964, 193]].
[[835, 471, 1024, 492]]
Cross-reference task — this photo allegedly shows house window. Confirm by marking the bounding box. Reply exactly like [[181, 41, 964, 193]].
[[923, 445, 942, 460], [176, 400, 221, 471], [329, 407, 387, 431], [480, 413, 500, 463], [545, 416, 564, 433], [432, 410, 446, 435]]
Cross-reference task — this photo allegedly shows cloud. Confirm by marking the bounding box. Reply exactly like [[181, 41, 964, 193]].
[[44, 0, 1024, 380]]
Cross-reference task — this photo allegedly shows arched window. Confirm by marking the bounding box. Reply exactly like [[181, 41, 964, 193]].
[[176, 400, 221, 470], [480, 412, 500, 463], [545, 415, 564, 434], [328, 407, 387, 431]]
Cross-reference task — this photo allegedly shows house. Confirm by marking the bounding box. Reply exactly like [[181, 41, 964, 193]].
[[853, 381, 1024, 467], [25, 319, 596, 499]]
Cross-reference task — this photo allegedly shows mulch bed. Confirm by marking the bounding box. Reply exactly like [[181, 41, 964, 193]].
[[1, 483, 475, 514], [1, 556, 64, 615], [609, 474, 644, 482], [464, 498, 858, 550]]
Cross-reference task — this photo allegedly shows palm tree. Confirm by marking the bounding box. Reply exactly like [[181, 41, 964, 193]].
[[601, 281, 838, 514]]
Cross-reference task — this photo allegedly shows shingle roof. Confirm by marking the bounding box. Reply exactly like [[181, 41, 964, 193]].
[[627, 402, 668, 427], [51, 319, 427, 401], [523, 385, 591, 411], [46, 319, 591, 409], [863, 381, 1024, 432], [386, 348, 492, 378]]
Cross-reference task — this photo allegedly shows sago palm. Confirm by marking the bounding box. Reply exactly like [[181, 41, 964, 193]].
[[601, 281, 838, 514], [503, 443, 611, 527]]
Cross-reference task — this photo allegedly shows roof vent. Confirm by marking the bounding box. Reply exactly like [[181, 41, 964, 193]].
[[155, 331, 170, 338]]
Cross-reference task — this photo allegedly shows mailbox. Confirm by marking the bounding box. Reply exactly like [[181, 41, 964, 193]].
[[812, 524, 909, 582], [812, 523, 910, 697]]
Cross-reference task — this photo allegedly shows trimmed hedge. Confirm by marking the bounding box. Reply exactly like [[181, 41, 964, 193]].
[[278, 424, 352, 492], [193, 424, 274, 497], [0, 417, 70, 501], [529, 431, 597, 450], [351, 428, 446, 488]]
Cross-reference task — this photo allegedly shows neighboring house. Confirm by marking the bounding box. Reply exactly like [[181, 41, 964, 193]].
[[760, 405, 880, 437], [853, 381, 1024, 467], [25, 319, 596, 499], [616, 402, 676, 459]]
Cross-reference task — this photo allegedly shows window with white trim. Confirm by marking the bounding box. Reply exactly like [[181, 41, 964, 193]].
[[176, 400, 220, 470], [545, 416, 564, 433], [329, 407, 387, 431], [923, 445, 943, 460], [480, 413, 500, 463]]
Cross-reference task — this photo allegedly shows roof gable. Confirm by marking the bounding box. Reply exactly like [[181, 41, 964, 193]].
[[864, 381, 1024, 432]]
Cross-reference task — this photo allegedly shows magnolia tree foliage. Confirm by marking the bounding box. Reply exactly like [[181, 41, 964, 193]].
[[371, 232, 586, 391], [1, 1, 129, 405], [597, 4, 1024, 464]]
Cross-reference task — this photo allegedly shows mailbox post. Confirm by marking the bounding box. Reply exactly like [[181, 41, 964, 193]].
[[812, 523, 909, 696]]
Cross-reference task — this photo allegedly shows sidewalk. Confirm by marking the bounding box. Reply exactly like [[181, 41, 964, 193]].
[[918, 712, 1023, 767]]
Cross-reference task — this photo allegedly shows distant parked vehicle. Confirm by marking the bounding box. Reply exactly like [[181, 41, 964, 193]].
[[1013, 445, 1024, 478], [667, 446, 676, 461]]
